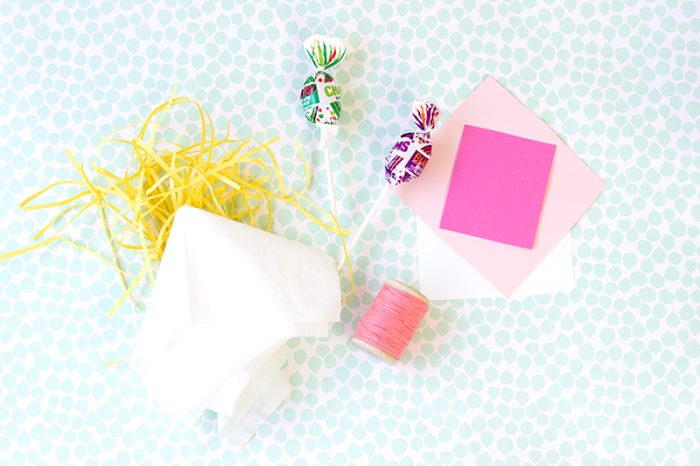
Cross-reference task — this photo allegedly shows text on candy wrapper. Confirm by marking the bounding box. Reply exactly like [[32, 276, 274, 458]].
[[392, 140, 411, 152], [324, 85, 340, 97]]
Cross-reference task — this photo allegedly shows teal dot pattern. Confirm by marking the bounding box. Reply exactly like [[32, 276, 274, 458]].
[[1, 1, 699, 464]]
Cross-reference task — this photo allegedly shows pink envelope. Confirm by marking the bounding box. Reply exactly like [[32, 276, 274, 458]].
[[396, 76, 604, 297]]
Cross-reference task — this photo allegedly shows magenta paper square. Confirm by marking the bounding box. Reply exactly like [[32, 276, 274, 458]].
[[439, 125, 556, 249]]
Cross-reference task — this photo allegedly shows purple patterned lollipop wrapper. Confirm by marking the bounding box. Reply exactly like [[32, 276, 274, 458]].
[[385, 101, 441, 186]]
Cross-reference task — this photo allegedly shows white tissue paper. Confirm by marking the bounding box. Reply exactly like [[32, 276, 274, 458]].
[[131, 206, 341, 445]]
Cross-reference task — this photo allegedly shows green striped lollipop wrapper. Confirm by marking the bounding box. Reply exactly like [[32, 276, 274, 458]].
[[300, 35, 347, 125]]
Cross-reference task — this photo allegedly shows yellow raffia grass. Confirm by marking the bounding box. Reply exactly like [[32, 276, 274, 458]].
[[1, 96, 350, 316]]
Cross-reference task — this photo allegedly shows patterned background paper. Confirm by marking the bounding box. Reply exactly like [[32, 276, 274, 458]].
[[1, 1, 698, 464]]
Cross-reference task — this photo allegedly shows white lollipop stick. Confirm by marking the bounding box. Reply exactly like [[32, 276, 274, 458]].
[[336, 185, 392, 270], [320, 125, 339, 219]]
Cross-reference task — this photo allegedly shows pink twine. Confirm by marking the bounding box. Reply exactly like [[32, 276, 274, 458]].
[[353, 280, 429, 362]]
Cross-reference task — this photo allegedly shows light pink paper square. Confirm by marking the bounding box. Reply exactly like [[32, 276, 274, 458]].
[[440, 125, 555, 249], [395, 76, 604, 297]]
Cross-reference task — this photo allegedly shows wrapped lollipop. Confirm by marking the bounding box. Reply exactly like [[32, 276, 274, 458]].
[[338, 101, 441, 268], [300, 34, 348, 219]]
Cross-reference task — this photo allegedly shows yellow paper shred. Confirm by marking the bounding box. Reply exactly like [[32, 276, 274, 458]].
[[1, 96, 350, 315]]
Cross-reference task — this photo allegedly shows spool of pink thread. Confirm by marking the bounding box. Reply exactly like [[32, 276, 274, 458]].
[[352, 279, 430, 363]]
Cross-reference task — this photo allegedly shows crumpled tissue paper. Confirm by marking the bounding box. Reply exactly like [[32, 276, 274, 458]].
[[131, 206, 341, 445]]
